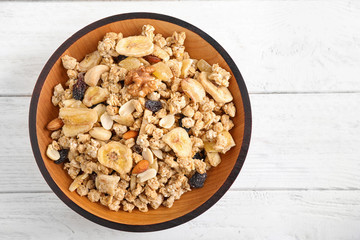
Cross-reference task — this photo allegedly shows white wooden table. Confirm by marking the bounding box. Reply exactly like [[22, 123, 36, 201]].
[[1, 1, 360, 239]]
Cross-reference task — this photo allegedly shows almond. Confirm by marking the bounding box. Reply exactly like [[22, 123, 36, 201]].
[[46, 118, 64, 131], [123, 130, 138, 140], [132, 160, 149, 174], [137, 168, 157, 182], [144, 55, 162, 64]]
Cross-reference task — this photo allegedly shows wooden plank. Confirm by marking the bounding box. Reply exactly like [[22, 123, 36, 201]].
[[0, 190, 359, 239], [1, 1, 360, 95], [2, 93, 360, 192]]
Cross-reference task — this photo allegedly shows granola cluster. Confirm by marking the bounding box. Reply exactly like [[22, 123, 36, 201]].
[[46, 25, 236, 212]]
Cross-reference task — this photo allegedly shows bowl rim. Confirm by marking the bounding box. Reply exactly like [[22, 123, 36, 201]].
[[29, 12, 252, 232]]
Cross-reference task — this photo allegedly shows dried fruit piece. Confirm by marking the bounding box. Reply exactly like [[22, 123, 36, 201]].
[[197, 59, 212, 72], [62, 124, 93, 137], [145, 100, 162, 113], [189, 172, 207, 188], [162, 127, 192, 158], [131, 144, 142, 154], [116, 36, 154, 57], [89, 127, 112, 141], [142, 148, 154, 164], [198, 72, 233, 103], [205, 152, 221, 167], [59, 108, 97, 126], [46, 118, 64, 131], [123, 130, 138, 140], [132, 160, 150, 174], [113, 55, 127, 64], [143, 55, 162, 64], [181, 78, 206, 103], [152, 62, 173, 81], [180, 59, 193, 78], [119, 57, 141, 71], [79, 51, 102, 72], [54, 149, 69, 164], [84, 65, 109, 87], [193, 150, 206, 160], [72, 74, 87, 100], [215, 131, 236, 153], [203, 141, 217, 153], [83, 86, 109, 107], [46, 144, 60, 161], [62, 99, 87, 108], [137, 168, 157, 182], [159, 114, 175, 129], [152, 45, 170, 61], [97, 142, 133, 175]]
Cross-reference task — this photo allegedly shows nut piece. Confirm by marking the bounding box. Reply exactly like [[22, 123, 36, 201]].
[[112, 114, 134, 127], [151, 149, 163, 160], [89, 127, 112, 141], [137, 168, 157, 182], [46, 118, 64, 131], [132, 160, 149, 174], [142, 148, 154, 164], [125, 66, 159, 97], [100, 112, 113, 130], [123, 130, 138, 140], [46, 144, 60, 160], [118, 100, 135, 117], [84, 65, 109, 86], [159, 114, 175, 129], [93, 104, 106, 122]]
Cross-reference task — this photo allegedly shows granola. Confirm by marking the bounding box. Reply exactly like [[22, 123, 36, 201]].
[[46, 25, 236, 212]]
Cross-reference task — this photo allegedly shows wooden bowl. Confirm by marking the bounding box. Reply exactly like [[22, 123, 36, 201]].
[[29, 13, 252, 232]]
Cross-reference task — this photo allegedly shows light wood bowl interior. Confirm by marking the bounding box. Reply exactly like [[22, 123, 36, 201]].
[[32, 15, 248, 229]]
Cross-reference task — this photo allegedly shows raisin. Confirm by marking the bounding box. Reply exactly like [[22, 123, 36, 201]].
[[179, 114, 190, 132], [132, 144, 142, 154], [143, 55, 162, 64], [90, 172, 97, 182], [145, 100, 163, 113], [193, 149, 206, 161], [189, 172, 207, 188], [72, 73, 87, 100], [54, 149, 69, 164], [113, 55, 127, 64]]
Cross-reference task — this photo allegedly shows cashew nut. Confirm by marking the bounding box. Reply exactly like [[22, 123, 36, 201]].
[[84, 65, 109, 86], [198, 72, 233, 103]]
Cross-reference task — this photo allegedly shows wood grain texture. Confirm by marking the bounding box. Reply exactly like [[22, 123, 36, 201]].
[[1, 1, 360, 95], [2, 93, 360, 193], [1, 191, 360, 240]]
